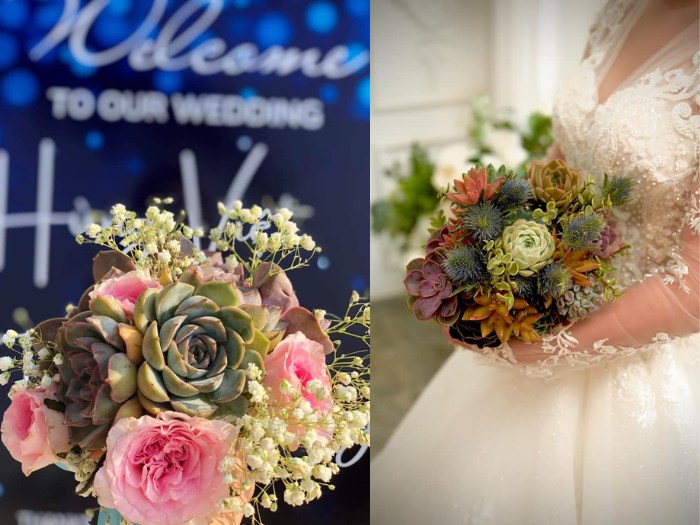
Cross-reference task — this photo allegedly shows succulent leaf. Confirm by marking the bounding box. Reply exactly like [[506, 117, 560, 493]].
[[137, 362, 170, 403], [106, 353, 138, 402], [194, 281, 239, 308]]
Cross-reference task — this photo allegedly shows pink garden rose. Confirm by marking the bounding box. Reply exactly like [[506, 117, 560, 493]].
[[93, 412, 238, 525], [89, 270, 161, 316], [263, 332, 333, 437], [1, 386, 70, 475]]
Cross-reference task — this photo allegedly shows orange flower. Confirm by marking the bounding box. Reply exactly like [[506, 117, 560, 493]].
[[446, 167, 505, 206], [461, 293, 529, 344]]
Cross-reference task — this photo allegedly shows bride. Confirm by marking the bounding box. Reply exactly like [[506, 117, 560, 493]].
[[372, 0, 699, 523]]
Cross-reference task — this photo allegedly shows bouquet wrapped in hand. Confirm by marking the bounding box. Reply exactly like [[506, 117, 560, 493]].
[[0, 200, 369, 525], [405, 160, 634, 348]]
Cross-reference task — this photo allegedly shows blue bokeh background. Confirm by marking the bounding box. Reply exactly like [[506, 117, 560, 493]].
[[0, 0, 369, 523]]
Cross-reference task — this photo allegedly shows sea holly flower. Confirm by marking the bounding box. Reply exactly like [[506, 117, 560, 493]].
[[528, 159, 582, 208], [446, 166, 505, 207], [442, 244, 488, 285], [500, 220, 555, 277], [537, 262, 572, 298], [404, 257, 459, 326], [561, 212, 606, 250], [461, 201, 506, 241]]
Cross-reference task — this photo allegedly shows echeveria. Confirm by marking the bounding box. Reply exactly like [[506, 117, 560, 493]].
[[501, 219, 555, 277], [528, 159, 581, 207], [133, 281, 272, 419]]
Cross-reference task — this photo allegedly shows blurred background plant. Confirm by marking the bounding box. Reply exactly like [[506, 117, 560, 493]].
[[371, 96, 553, 253]]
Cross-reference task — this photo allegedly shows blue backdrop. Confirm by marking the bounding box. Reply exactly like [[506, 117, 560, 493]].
[[0, 0, 369, 523]]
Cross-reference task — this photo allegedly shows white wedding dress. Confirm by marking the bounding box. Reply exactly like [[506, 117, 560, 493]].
[[372, 1, 700, 524]]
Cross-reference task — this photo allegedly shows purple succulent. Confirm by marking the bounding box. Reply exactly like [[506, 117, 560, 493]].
[[590, 215, 624, 258], [404, 257, 459, 326]]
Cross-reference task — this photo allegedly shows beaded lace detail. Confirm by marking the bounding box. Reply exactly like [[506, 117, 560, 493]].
[[474, 0, 700, 378]]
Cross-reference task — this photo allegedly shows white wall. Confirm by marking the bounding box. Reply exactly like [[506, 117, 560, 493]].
[[370, 0, 606, 300]]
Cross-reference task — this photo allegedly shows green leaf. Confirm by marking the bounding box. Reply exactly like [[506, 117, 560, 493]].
[[155, 283, 195, 325], [107, 353, 138, 402], [134, 288, 158, 334], [137, 362, 170, 403], [209, 369, 246, 404], [170, 394, 218, 418], [194, 281, 239, 308], [142, 321, 165, 371], [215, 307, 254, 344]]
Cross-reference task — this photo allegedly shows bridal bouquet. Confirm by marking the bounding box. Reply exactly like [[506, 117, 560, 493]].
[[405, 160, 634, 347], [0, 200, 370, 525]]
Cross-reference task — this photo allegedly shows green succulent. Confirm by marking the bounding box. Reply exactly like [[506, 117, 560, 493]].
[[500, 219, 555, 277], [556, 280, 604, 320], [133, 281, 277, 419]]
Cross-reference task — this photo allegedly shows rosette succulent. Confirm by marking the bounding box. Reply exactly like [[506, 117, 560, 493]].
[[528, 159, 581, 207], [133, 281, 275, 418], [55, 308, 144, 451], [404, 257, 459, 326], [501, 220, 555, 277], [446, 166, 505, 207]]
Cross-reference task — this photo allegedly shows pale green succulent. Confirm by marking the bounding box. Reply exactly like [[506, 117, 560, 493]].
[[133, 281, 278, 418], [556, 280, 604, 320], [500, 219, 555, 277]]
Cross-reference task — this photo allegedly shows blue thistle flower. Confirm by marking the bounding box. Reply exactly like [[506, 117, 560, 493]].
[[512, 276, 538, 303], [442, 245, 488, 285], [493, 178, 532, 210], [537, 262, 572, 298], [561, 213, 606, 250], [602, 175, 635, 206], [462, 201, 505, 241]]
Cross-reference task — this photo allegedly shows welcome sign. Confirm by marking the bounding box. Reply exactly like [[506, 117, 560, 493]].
[[0, 0, 369, 523]]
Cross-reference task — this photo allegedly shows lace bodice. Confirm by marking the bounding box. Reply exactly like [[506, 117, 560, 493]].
[[475, 0, 700, 378], [553, 0, 700, 288]]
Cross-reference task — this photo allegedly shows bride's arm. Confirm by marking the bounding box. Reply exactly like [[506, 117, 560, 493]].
[[507, 226, 699, 364]]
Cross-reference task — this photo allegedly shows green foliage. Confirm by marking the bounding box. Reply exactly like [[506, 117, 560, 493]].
[[370, 144, 438, 247], [521, 112, 553, 159]]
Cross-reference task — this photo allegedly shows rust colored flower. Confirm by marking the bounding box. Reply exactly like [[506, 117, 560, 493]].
[[446, 167, 505, 207], [461, 293, 530, 344]]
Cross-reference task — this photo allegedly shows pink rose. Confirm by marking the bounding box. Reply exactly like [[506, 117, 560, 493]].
[[93, 412, 237, 525], [1, 386, 70, 475], [89, 270, 161, 316], [263, 332, 333, 437]]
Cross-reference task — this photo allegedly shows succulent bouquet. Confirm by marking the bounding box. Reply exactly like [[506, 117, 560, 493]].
[[405, 160, 634, 348], [0, 201, 370, 525]]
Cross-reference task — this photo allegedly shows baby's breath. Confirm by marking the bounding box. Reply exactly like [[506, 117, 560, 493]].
[[211, 203, 320, 279], [79, 201, 205, 277], [218, 294, 370, 525]]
